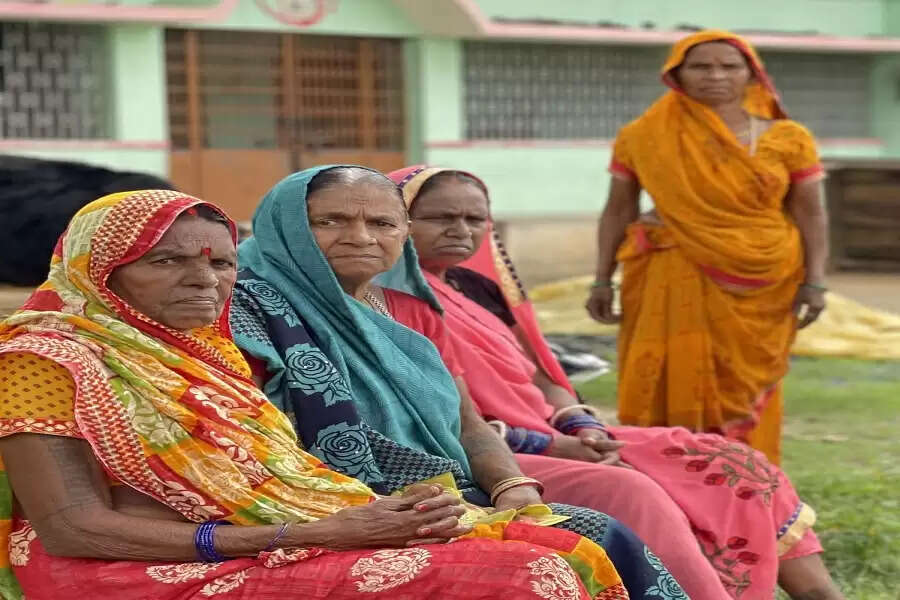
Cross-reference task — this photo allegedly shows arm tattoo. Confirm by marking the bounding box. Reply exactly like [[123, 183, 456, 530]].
[[40, 436, 111, 518]]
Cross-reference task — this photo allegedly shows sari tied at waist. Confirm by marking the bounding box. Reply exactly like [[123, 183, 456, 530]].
[[389, 165, 821, 599], [0, 191, 627, 600], [231, 166, 689, 600], [609, 30, 826, 463]]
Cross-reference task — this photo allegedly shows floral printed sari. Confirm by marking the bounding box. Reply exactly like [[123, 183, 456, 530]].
[[0, 190, 627, 599]]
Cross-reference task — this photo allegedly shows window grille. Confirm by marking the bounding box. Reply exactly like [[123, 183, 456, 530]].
[[464, 41, 872, 140], [166, 30, 404, 152], [764, 52, 871, 139], [0, 22, 110, 139]]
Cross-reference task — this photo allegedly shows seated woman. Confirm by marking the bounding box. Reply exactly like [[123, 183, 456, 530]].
[[390, 165, 845, 600], [0, 190, 631, 599], [231, 166, 688, 599]]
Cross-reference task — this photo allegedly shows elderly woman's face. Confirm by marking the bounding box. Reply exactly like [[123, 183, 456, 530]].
[[409, 179, 489, 274], [107, 215, 237, 330], [677, 42, 752, 106], [308, 180, 408, 289]]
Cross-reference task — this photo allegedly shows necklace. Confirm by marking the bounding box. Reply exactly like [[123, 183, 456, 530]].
[[363, 290, 391, 318]]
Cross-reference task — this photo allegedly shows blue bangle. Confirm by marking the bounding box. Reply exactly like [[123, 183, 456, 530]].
[[506, 426, 527, 452], [557, 414, 606, 436], [520, 430, 552, 454], [194, 520, 231, 562], [506, 426, 552, 454]]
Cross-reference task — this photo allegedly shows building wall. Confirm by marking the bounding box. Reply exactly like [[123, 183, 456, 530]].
[[0, 23, 170, 178], [475, 0, 888, 37], [0, 0, 420, 181]]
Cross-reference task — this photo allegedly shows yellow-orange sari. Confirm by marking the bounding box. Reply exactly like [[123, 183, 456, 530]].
[[611, 30, 825, 464]]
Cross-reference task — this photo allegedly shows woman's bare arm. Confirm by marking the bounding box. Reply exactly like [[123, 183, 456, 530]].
[[0, 434, 468, 560], [586, 177, 641, 323], [455, 378, 525, 487], [594, 177, 641, 282], [786, 180, 829, 286], [786, 180, 829, 328]]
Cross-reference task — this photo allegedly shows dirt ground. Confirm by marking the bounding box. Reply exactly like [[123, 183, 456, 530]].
[[1, 271, 897, 318], [822, 273, 900, 314]]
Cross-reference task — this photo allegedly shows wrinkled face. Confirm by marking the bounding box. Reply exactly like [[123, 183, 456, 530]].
[[307, 180, 409, 289], [676, 41, 752, 106], [409, 179, 490, 273], [107, 214, 237, 330]]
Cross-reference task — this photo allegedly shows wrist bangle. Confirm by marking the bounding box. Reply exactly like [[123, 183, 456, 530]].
[[194, 520, 231, 562], [591, 280, 616, 289], [488, 420, 508, 441], [489, 476, 544, 505], [550, 404, 599, 428], [557, 414, 606, 436], [801, 283, 828, 292], [262, 522, 290, 553]]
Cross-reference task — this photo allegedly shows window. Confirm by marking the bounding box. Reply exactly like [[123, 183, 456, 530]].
[[464, 41, 872, 140], [0, 22, 110, 139], [165, 30, 405, 151]]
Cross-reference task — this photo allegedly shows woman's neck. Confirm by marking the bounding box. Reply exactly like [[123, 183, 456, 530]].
[[339, 279, 371, 301], [711, 101, 748, 133]]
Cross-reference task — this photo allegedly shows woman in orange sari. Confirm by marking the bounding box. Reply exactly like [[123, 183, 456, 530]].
[[587, 30, 829, 464]]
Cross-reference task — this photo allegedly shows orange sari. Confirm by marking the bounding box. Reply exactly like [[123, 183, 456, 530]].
[[610, 30, 825, 464]]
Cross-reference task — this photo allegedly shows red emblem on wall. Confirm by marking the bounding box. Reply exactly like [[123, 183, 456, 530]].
[[254, 0, 338, 26]]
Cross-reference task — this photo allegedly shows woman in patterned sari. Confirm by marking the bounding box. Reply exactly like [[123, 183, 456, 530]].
[[391, 164, 843, 600], [586, 30, 829, 465], [0, 190, 631, 599], [230, 165, 688, 599]]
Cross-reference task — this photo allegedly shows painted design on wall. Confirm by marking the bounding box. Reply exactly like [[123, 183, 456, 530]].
[[254, 0, 338, 26]]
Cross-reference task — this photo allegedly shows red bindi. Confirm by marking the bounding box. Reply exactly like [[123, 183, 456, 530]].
[[201, 247, 211, 257]]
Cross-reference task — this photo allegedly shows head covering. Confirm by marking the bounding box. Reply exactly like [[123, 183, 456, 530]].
[[235, 166, 471, 477], [390, 165, 574, 399], [613, 29, 803, 287], [0, 190, 375, 597], [661, 29, 787, 119]]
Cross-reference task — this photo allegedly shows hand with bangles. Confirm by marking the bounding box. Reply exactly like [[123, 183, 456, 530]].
[[308, 483, 472, 549]]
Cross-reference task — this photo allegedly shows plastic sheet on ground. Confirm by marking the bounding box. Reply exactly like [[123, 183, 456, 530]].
[[529, 276, 900, 361]]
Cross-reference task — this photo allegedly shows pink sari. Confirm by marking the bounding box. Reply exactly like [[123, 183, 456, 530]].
[[390, 165, 822, 599]]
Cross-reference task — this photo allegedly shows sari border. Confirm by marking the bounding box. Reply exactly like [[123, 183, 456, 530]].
[[790, 164, 826, 184], [699, 265, 772, 289], [608, 159, 636, 181], [776, 502, 817, 556]]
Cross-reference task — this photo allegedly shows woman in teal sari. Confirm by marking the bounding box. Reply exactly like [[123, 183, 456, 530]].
[[230, 165, 688, 599]]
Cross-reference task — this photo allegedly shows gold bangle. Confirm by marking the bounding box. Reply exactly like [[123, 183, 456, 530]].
[[549, 404, 598, 428], [489, 476, 544, 505]]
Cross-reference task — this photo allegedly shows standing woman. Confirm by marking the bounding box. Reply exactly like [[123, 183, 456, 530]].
[[586, 30, 829, 464]]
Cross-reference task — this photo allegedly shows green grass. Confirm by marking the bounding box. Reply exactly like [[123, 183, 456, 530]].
[[577, 357, 900, 600]]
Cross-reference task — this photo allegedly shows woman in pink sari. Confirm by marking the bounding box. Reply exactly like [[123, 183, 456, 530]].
[[387, 165, 844, 600]]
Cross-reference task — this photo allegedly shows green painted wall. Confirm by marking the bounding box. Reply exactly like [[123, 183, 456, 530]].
[[476, 0, 886, 37], [109, 25, 168, 144], [2, 24, 170, 178], [426, 142, 885, 218], [188, 0, 420, 36], [871, 55, 900, 154]]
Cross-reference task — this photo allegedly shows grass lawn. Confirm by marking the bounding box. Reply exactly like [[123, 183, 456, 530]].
[[576, 356, 900, 600]]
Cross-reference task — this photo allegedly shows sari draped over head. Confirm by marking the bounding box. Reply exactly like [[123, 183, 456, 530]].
[[392, 165, 823, 599], [234, 166, 472, 478], [388, 165, 572, 435], [232, 167, 696, 600], [0, 190, 377, 599], [608, 30, 825, 462]]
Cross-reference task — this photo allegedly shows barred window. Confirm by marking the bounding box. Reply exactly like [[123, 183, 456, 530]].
[[0, 22, 110, 139], [165, 30, 405, 151], [764, 52, 871, 139], [464, 41, 872, 140]]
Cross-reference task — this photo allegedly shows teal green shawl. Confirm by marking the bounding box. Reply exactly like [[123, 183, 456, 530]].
[[236, 166, 471, 476]]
